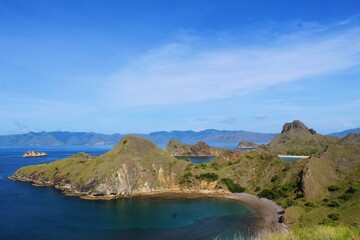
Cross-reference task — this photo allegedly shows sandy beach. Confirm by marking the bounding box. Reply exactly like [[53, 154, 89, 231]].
[[278, 155, 309, 159]]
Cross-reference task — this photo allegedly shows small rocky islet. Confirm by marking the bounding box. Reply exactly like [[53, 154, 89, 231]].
[[9, 120, 360, 230], [22, 150, 48, 158]]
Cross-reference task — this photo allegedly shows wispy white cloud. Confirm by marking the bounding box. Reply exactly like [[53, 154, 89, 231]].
[[197, 116, 238, 124], [104, 25, 360, 107], [255, 114, 268, 119]]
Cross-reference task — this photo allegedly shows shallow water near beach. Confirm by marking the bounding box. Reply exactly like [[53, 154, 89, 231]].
[[0, 146, 261, 240]]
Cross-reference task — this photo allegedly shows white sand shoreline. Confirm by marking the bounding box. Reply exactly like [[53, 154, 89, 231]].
[[278, 155, 309, 159]]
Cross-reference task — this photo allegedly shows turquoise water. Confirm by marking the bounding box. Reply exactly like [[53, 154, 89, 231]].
[[280, 157, 307, 162], [0, 146, 260, 240], [175, 156, 215, 163]]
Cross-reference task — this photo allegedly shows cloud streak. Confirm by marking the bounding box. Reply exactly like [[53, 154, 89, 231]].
[[197, 116, 238, 124], [105, 23, 360, 108]]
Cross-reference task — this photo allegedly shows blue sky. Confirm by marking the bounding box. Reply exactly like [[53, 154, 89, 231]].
[[1, 0, 360, 135]]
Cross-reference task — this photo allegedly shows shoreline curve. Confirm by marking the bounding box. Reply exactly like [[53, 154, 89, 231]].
[[8, 175, 289, 234]]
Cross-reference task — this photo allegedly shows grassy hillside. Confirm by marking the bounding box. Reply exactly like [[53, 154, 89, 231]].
[[235, 225, 360, 240], [268, 120, 339, 156], [13, 135, 189, 197]]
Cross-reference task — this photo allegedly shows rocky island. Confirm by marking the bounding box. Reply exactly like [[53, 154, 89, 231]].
[[22, 150, 48, 158], [237, 141, 257, 149], [164, 140, 226, 156], [9, 120, 360, 235]]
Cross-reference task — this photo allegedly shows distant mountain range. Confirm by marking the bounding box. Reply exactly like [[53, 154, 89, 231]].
[[2, 127, 358, 147], [328, 128, 360, 137], [0, 129, 275, 146]]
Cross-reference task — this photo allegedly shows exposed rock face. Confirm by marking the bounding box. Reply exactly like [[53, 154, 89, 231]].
[[237, 141, 257, 148], [281, 120, 308, 133], [164, 140, 224, 156], [281, 120, 316, 135], [11, 135, 190, 198]]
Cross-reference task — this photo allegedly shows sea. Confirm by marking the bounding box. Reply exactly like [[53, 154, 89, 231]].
[[0, 145, 261, 240]]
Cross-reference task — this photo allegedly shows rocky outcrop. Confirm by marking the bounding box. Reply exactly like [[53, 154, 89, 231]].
[[164, 140, 225, 156], [237, 141, 257, 148], [269, 120, 337, 156], [281, 120, 316, 135]]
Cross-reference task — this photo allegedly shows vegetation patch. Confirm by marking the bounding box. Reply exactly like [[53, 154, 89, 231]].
[[179, 172, 192, 184], [221, 178, 245, 193], [196, 172, 218, 181]]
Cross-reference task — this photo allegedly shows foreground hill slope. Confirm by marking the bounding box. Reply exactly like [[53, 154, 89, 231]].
[[10, 135, 189, 198]]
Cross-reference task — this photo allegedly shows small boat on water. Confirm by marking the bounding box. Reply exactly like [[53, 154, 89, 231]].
[[22, 150, 48, 158]]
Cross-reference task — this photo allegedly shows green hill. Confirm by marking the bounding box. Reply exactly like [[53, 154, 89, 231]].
[[10, 135, 189, 198], [268, 120, 338, 156]]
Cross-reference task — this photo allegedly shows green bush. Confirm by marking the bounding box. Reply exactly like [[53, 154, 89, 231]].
[[346, 186, 356, 194], [271, 175, 279, 182], [328, 213, 340, 221], [328, 185, 340, 192], [255, 186, 261, 192], [305, 200, 317, 208], [221, 178, 245, 193], [339, 193, 352, 201], [328, 199, 340, 208], [319, 219, 337, 226], [258, 189, 280, 200], [285, 198, 296, 207], [197, 172, 218, 181], [200, 163, 207, 169], [180, 172, 192, 184], [211, 162, 219, 170]]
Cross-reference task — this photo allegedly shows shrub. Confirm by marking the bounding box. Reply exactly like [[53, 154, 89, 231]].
[[180, 172, 192, 184], [221, 178, 245, 193], [271, 175, 279, 182], [285, 198, 296, 207], [258, 189, 280, 200], [328, 199, 340, 208], [305, 200, 317, 208], [345, 186, 356, 194], [255, 186, 261, 192], [211, 162, 219, 170], [339, 193, 352, 201], [319, 219, 337, 226], [197, 173, 218, 181], [328, 213, 340, 221], [200, 163, 207, 169], [328, 185, 340, 192]]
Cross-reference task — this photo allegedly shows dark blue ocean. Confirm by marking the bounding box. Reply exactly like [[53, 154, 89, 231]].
[[0, 146, 260, 240]]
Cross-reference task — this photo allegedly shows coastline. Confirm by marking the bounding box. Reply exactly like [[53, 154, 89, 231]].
[[8, 175, 288, 233]]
